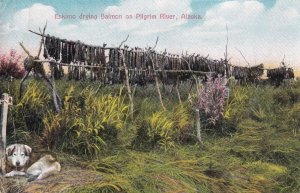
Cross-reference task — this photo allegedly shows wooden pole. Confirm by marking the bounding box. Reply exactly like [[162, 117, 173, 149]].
[[49, 63, 61, 113], [121, 51, 134, 119], [224, 24, 230, 78], [175, 77, 182, 104], [151, 54, 166, 111], [118, 35, 134, 119], [195, 108, 202, 144], [0, 93, 12, 174]]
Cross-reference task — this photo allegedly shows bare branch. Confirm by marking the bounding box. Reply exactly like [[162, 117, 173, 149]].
[[151, 37, 159, 51], [281, 54, 286, 67], [235, 47, 250, 67], [224, 24, 230, 77], [118, 35, 129, 49], [282, 54, 285, 63], [37, 22, 47, 58]]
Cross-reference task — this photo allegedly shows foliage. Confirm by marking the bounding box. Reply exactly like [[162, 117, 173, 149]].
[[147, 110, 175, 151], [195, 75, 228, 125], [60, 86, 128, 156], [172, 104, 192, 142], [1, 78, 300, 192], [273, 86, 300, 106], [41, 111, 63, 150], [224, 86, 249, 123], [15, 80, 50, 134], [288, 102, 300, 136], [0, 49, 25, 78], [133, 103, 192, 151]]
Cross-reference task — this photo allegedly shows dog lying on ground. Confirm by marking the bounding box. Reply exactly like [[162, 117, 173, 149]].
[[4, 144, 61, 181]]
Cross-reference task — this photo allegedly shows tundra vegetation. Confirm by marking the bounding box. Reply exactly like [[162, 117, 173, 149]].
[[0, 51, 299, 193]]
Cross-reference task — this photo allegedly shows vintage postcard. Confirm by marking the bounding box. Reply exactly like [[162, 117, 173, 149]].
[[0, 0, 299, 192]]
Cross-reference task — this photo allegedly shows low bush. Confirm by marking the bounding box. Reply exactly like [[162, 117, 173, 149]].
[[0, 50, 25, 79], [194, 75, 227, 125], [44, 86, 129, 157]]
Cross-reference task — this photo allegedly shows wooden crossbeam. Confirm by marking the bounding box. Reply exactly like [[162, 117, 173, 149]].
[[34, 59, 215, 75]]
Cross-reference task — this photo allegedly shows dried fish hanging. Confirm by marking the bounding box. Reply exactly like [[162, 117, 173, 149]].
[[108, 48, 116, 84], [131, 49, 136, 84], [80, 45, 90, 80], [36, 31, 271, 84], [91, 47, 98, 80], [76, 43, 85, 80], [132, 50, 139, 85], [42, 35, 59, 79], [89, 46, 95, 80], [61, 41, 68, 63], [68, 41, 79, 80], [141, 52, 147, 85], [68, 42, 74, 79], [138, 50, 145, 85], [47, 36, 54, 57], [67, 42, 74, 64], [99, 47, 106, 81], [128, 49, 135, 84], [86, 46, 91, 64], [48, 38, 60, 79], [114, 49, 121, 84], [147, 52, 155, 84], [44, 35, 56, 59], [107, 48, 112, 84], [131, 50, 141, 86], [120, 48, 128, 84], [161, 54, 170, 83], [112, 48, 118, 84], [82, 45, 89, 80], [128, 49, 134, 84]]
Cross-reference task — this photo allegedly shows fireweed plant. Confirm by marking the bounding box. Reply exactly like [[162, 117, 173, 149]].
[[195, 75, 228, 125]]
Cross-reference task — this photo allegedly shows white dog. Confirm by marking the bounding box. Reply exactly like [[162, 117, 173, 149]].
[[4, 144, 61, 181]]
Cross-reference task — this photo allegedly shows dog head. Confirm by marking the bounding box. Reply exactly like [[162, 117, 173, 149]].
[[6, 144, 32, 169]]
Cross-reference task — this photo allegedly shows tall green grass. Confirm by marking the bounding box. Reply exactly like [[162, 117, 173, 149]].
[[1, 78, 300, 192]]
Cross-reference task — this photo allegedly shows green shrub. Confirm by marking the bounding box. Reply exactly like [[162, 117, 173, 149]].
[[224, 86, 249, 124], [15, 80, 50, 134], [273, 87, 300, 106], [288, 102, 300, 136], [147, 110, 175, 151], [172, 104, 192, 142], [42, 86, 128, 156]]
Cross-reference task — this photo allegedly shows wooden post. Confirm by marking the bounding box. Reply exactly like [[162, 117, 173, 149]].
[[0, 93, 12, 174], [151, 53, 166, 111], [175, 76, 182, 104], [50, 63, 61, 113], [195, 108, 202, 144], [121, 51, 134, 119], [117, 35, 134, 119]]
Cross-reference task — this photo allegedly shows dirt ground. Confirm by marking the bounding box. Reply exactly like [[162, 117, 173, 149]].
[[0, 153, 103, 193], [0, 166, 103, 193]]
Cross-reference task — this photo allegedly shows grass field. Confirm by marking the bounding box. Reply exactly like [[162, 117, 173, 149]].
[[0, 78, 299, 193]]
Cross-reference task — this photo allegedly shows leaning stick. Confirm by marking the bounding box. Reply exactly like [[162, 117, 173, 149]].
[[37, 22, 47, 58], [19, 42, 32, 57], [148, 50, 166, 111], [18, 42, 33, 99], [40, 28, 62, 112], [19, 71, 30, 99], [118, 35, 134, 118]]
